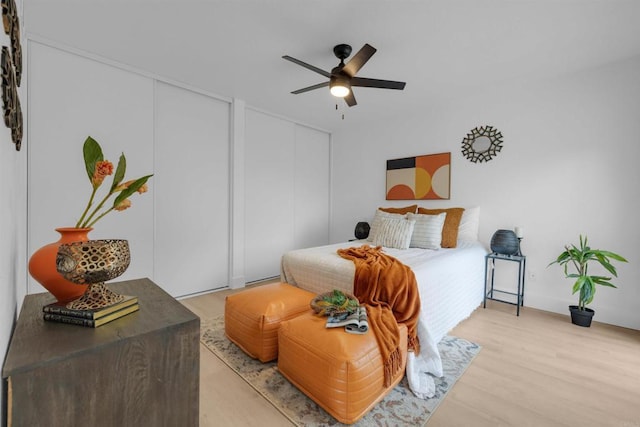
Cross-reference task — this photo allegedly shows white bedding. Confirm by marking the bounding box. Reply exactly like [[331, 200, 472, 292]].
[[281, 239, 488, 398]]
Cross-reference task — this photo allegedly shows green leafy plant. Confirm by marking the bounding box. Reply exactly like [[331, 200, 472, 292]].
[[549, 235, 627, 311], [75, 136, 153, 228], [312, 289, 360, 316]]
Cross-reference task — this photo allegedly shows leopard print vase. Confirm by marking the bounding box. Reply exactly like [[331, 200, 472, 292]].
[[56, 239, 130, 310]]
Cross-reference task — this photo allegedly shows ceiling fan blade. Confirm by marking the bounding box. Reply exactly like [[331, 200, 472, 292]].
[[282, 55, 331, 78], [351, 77, 406, 90], [342, 44, 377, 77], [344, 91, 357, 107], [291, 81, 329, 94]]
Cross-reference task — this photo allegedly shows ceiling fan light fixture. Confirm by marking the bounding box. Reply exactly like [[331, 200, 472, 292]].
[[329, 75, 350, 98], [284, 43, 405, 108], [330, 84, 350, 98]]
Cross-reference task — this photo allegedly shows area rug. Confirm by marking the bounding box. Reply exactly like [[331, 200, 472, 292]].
[[201, 316, 480, 426]]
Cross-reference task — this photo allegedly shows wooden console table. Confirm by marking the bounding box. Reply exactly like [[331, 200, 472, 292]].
[[2, 278, 200, 427]]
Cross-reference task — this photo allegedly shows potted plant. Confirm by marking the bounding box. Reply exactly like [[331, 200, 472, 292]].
[[549, 235, 627, 327]]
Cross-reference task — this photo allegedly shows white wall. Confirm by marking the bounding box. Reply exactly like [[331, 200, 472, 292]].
[[0, 120, 23, 427], [0, 0, 27, 422], [331, 55, 640, 330]]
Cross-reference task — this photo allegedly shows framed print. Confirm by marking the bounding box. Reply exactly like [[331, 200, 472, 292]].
[[386, 152, 450, 200]]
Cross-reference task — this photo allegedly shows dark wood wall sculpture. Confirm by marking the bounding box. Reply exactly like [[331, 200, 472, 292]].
[[2, 0, 22, 151]]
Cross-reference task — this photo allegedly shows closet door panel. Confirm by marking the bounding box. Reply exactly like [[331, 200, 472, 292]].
[[294, 125, 330, 249], [155, 82, 230, 296], [28, 42, 155, 293], [244, 110, 295, 282]]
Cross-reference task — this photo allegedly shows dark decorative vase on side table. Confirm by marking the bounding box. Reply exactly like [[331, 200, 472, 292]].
[[490, 229, 520, 256], [354, 222, 370, 240]]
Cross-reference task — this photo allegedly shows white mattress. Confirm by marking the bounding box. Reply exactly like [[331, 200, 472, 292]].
[[281, 239, 488, 398]]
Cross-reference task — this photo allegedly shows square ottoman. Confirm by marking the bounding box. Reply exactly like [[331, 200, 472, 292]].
[[278, 311, 408, 424], [224, 282, 316, 362]]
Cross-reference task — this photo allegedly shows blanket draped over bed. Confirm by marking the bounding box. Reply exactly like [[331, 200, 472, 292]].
[[337, 245, 421, 387]]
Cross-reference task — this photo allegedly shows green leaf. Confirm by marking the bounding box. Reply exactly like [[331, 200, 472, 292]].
[[83, 136, 103, 182], [581, 276, 595, 305], [113, 175, 153, 207], [572, 276, 586, 294], [595, 255, 618, 277], [592, 276, 617, 288], [598, 250, 628, 263], [110, 153, 127, 191]]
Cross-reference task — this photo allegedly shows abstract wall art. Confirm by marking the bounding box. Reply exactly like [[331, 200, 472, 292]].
[[386, 152, 450, 200]]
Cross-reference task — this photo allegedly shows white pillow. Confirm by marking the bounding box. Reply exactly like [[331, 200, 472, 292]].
[[407, 212, 446, 249], [457, 206, 480, 241], [372, 217, 416, 249], [367, 210, 406, 242]]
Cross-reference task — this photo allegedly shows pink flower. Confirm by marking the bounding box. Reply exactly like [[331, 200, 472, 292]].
[[116, 180, 148, 194], [114, 199, 132, 211], [115, 180, 134, 192], [92, 161, 113, 187], [75, 136, 153, 228]]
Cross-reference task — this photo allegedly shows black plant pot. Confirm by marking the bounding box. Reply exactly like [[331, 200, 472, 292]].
[[569, 305, 594, 327]]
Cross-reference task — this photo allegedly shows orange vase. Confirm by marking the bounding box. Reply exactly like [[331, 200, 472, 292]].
[[28, 227, 92, 303]]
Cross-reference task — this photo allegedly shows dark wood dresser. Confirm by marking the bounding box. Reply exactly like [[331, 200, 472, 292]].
[[2, 278, 200, 427]]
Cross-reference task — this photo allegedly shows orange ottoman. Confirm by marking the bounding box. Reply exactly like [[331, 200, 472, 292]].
[[278, 311, 408, 425], [224, 282, 316, 362]]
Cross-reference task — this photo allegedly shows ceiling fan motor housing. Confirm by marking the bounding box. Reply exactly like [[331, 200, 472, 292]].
[[333, 44, 352, 61]]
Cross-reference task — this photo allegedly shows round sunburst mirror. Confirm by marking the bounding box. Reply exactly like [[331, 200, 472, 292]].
[[461, 125, 504, 163]]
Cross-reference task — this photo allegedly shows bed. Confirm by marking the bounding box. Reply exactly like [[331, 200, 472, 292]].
[[280, 206, 488, 398]]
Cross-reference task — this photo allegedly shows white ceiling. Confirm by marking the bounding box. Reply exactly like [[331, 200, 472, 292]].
[[24, 0, 640, 132]]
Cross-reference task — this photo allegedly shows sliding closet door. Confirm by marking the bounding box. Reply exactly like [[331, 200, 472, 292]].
[[154, 82, 230, 296], [28, 42, 155, 293], [244, 110, 295, 282], [244, 111, 330, 282], [294, 125, 330, 249]]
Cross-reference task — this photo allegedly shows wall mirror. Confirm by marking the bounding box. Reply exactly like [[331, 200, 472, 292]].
[[461, 125, 503, 163]]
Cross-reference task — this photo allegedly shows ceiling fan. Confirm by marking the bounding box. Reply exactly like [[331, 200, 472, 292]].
[[282, 43, 406, 107]]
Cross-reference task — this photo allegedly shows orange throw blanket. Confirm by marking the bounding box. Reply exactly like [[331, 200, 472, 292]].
[[337, 245, 421, 386]]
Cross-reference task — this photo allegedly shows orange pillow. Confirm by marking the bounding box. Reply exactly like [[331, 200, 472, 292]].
[[379, 205, 418, 215], [417, 207, 465, 248]]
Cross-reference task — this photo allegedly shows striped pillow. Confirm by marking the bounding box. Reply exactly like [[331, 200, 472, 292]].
[[417, 207, 465, 248], [367, 210, 406, 242], [407, 212, 446, 249], [372, 217, 416, 249]]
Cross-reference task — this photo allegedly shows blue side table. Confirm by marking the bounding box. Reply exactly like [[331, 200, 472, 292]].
[[483, 253, 526, 316]]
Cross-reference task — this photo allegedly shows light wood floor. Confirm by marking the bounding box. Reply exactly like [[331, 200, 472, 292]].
[[181, 285, 640, 427]]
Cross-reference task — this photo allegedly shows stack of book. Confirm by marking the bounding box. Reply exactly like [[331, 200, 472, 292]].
[[43, 295, 139, 328]]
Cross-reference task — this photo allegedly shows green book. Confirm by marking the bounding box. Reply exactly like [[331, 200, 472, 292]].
[[43, 295, 138, 319], [43, 303, 140, 328]]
